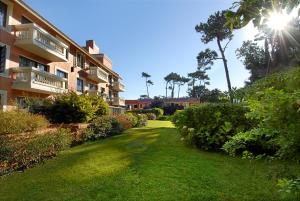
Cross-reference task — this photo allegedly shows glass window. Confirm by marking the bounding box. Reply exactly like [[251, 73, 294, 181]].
[[77, 78, 84, 93], [89, 83, 97, 90], [16, 96, 26, 109], [19, 56, 49, 72], [76, 53, 84, 68], [0, 45, 6, 73], [21, 16, 32, 24], [56, 69, 68, 79], [0, 1, 7, 27]]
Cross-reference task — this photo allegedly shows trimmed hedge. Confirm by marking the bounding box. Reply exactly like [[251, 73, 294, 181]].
[[174, 103, 256, 151], [0, 110, 49, 135], [0, 128, 72, 175]]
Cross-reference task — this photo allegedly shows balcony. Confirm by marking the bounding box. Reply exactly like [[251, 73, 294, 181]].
[[14, 23, 68, 62], [87, 67, 109, 83], [112, 81, 125, 92], [112, 97, 125, 106], [11, 67, 68, 94]]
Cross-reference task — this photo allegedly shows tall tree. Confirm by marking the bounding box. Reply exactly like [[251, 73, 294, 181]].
[[177, 76, 190, 98], [188, 70, 209, 98], [236, 40, 268, 83], [195, 11, 234, 102], [141, 72, 151, 98], [164, 72, 181, 98]]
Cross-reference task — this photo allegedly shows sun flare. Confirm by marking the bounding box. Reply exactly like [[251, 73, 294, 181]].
[[267, 11, 291, 31]]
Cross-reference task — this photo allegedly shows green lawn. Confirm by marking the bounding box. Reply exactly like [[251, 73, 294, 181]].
[[0, 121, 299, 201]]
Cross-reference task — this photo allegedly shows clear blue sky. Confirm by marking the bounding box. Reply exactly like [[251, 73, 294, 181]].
[[25, 0, 255, 99]]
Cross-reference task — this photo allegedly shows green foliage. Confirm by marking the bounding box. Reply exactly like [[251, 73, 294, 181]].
[[0, 110, 49, 134], [277, 178, 300, 195], [0, 128, 72, 175], [128, 108, 163, 118], [236, 40, 268, 83], [224, 68, 300, 160], [146, 113, 156, 120], [136, 114, 148, 127], [174, 103, 255, 151], [87, 116, 116, 140], [43, 92, 109, 123]]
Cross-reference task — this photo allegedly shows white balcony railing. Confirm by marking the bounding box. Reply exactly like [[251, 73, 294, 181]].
[[112, 97, 125, 106], [112, 81, 125, 92], [14, 23, 68, 62], [88, 66, 109, 83], [11, 67, 68, 94]]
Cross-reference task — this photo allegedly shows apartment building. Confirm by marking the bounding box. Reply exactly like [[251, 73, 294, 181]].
[[0, 0, 125, 113]]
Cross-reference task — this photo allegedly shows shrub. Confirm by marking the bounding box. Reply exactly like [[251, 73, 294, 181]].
[[175, 103, 255, 151], [119, 113, 138, 127], [136, 114, 148, 127], [163, 104, 184, 115], [114, 115, 133, 130], [157, 115, 171, 121], [28, 92, 109, 123], [146, 113, 156, 120], [127, 108, 163, 118], [87, 116, 125, 140], [0, 128, 72, 175], [223, 68, 300, 160], [0, 110, 48, 134]]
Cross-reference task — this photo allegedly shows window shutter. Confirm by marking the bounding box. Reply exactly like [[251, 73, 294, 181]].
[[0, 46, 6, 73]]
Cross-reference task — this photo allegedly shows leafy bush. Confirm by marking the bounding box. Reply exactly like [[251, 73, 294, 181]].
[[163, 104, 184, 115], [175, 103, 255, 151], [28, 92, 109, 123], [146, 113, 156, 120], [157, 115, 172, 121], [114, 115, 133, 130], [0, 128, 72, 175], [223, 68, 300, 160], [136, 114, 148, 127], [278, 178, 300, 195], [87, 116, 116, 140], [0, 110, 48, 134], [128, 108, 163, 118], [119, 113, 138, 127]]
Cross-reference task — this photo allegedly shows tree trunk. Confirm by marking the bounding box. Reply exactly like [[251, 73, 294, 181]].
[[146, 78, 149, 98], [171, 82, 175, 98], [165, 82, 169, 98], [178, 84, 181, 98], [217, 38, 232, 103]]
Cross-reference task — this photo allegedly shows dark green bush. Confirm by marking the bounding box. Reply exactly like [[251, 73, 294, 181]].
[[128, 108, 163, 118], [0, 110, 49, 134], [87, 116, 116, 140], [163, 104, 184, 115], [28, 92, 109, 123], [223, 68, 300, 160], [0, 128, 72, 175], [146, 113, 156, 120], [175, 103, 255, 151]]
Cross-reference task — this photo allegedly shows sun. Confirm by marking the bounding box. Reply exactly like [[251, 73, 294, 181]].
[[267, 10, 291, 31]]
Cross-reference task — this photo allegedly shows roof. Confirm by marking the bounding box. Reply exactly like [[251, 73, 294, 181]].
[[15, 0, 120, 78], [125, 98, 200, 104]]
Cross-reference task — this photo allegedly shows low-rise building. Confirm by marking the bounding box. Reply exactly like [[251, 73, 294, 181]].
[[125, 98, 200, 110], [0, 0, 125, 113]]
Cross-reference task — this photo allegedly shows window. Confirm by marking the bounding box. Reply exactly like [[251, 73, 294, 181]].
[[19, 56, 49, 72], [16, 96, 26, 109], [56, 69, 68, 79], [76, 52, 84, 68], [0, 1, 7, 27], [21, 16, 32, 24], [77, 78, 84, 93], [66, 49, 69, 60], [0, 45, 6, 73], [89, 83, 97, 90]]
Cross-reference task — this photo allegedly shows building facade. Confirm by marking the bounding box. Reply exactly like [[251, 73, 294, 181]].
[[0, 0, 125, 113]]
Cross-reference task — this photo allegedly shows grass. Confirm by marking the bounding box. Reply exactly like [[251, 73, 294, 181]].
[[0, 120, 299, 201]]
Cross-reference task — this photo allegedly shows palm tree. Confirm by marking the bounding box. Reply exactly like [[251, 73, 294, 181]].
[[141, 72, 151, 98]]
